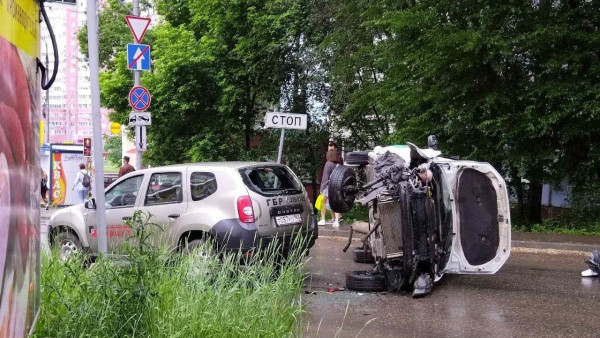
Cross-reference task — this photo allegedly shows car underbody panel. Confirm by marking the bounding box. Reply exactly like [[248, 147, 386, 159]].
[[330, 141, 511, 297]]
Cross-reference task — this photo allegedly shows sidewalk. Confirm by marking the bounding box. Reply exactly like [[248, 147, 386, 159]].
[[41, 208, 600, 252], [319, 221, 600, 253]]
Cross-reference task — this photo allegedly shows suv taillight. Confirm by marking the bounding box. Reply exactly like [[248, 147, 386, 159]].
[[237, 196, 255, 223]]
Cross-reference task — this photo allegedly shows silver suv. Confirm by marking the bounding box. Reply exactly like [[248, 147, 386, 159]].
[[48, 162, 317, 258]]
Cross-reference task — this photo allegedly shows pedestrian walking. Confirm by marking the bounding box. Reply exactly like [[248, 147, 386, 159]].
[[318, 149, 342, 227], [119, 156, 135, 177], [72, 163, 89, 204], [41, 169, 49, 209]]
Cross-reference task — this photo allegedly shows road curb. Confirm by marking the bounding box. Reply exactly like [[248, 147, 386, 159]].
[[318, 226, 599, 253]]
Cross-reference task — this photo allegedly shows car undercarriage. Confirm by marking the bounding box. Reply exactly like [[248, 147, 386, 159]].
[[328, 137, 511, 297]]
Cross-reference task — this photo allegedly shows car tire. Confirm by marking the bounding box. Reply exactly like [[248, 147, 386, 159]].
[[346, 270, 387, 292], [353, 247, 375, 264], [345, 151, 370, 165], [54, 231, 83, 262], [184, 238, 212, 256], [328, 166, 357, 213]]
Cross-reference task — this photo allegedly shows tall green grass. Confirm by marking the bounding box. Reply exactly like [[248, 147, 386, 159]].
[[34, 211, 309, 337]]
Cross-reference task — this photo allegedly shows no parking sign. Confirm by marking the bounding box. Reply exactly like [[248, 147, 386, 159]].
[[129, 86, 151, 111]]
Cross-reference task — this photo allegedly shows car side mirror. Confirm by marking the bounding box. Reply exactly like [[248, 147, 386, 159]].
[[85, 198, 96, 209], [427, 135, 439, 150]]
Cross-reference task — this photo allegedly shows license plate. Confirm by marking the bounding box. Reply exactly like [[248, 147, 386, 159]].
[[275, 214, 302, 226]]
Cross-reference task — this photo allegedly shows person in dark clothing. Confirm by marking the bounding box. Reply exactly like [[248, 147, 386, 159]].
[[319, 149, 342, 227], [118, 156, 135, 177], [41, 169, 49, 209]]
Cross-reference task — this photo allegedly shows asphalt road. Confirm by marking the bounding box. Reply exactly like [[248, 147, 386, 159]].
[[302, 236, 600, 338]]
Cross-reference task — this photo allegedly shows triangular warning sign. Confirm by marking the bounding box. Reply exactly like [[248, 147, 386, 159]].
[[125, 15, 151, 43]]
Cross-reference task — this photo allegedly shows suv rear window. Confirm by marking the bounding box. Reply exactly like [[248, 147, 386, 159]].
[[239, 166, 303, 197]]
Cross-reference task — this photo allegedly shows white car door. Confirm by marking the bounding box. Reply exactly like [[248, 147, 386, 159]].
[[103, 174, 145, 253], [438, 160, 511, 274], [140, 171, 187, 246]]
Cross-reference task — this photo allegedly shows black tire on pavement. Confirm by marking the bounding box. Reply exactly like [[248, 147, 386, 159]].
[[353, 247, 375, 264], [346, 270, 387, 292], [345, 151, 370, 165], [328, 166, 356, 213]]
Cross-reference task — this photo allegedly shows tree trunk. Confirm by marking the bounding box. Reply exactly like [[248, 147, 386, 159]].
[[514, 175, 525, 220], [527, 180, 543, 225]]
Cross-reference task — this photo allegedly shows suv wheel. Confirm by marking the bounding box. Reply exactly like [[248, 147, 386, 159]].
[[328, 166, 357, 213], [54, 231, 82, 262], [183, 238, 213, 257], [345, 151, 370, 165], [353, 247, 375, 264], [346, 270, 386, 292]]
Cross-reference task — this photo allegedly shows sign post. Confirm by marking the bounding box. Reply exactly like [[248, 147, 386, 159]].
[[125, 2, 151, 170], [264, 112, 308, 163]]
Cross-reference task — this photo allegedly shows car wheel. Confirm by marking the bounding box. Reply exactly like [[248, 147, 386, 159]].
[[54, 231, 83, 262], [353, 247, 374, 264], [184, 238, 212, 257], [346, 270, 387, 292], [345, 151, 370, 165], [328, 166, 357, 213]]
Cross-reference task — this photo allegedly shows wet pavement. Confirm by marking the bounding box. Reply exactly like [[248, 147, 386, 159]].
[[302, 236, 600, 338], [41, 207, 600, 337]]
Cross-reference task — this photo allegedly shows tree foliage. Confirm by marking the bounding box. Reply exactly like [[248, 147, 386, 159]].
[[323, 0, 600, 223], [103, 135, 122, 168], [86, 0, 600, 223]]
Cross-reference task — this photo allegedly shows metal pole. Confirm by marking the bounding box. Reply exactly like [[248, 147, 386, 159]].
[[44, 45, 50, 143], [87, 0, 108, 254], [277, 128, 285, 163], [133, 0, 142, 170]]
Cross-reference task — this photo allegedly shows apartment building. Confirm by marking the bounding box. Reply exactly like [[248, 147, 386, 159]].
[[40, 0, 112, 144]]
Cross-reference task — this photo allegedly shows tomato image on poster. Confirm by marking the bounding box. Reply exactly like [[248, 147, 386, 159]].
[[0, 0, 42, 336]]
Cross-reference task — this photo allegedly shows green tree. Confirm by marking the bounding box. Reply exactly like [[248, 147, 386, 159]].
[[323, 0, 600, 224], [85, 0, 332, 185], [103, 135, 122, 168]]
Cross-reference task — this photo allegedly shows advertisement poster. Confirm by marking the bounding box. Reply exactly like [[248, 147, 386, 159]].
[[49, 145, 85, 206], [0, 0, 42, 336]]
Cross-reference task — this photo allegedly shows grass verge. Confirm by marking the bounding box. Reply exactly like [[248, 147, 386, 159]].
[[34, 211, 309, 337]]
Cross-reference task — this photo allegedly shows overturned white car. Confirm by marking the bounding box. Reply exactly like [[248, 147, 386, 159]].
[[328, 136, 511, 297]]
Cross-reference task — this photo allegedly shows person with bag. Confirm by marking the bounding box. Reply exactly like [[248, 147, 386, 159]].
[[318, 149, 342, 227], [72, 163, 90, 204], [41, 169, 50, 209]]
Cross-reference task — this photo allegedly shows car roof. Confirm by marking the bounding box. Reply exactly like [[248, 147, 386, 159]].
[[130, 161, 284, 173]]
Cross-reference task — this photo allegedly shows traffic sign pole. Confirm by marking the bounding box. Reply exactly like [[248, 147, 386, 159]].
[[133, 0, 142, 170], [264, 112, 307, 164], [277, 129, 285, 164]]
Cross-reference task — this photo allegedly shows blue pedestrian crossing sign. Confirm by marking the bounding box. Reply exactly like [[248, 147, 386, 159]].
[[127, 43, 151, 71]]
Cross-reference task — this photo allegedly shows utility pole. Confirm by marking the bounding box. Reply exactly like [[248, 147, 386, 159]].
[[87, 0, 108, 254], [45, 52, 49, 143], [133, 0, 142, 170]]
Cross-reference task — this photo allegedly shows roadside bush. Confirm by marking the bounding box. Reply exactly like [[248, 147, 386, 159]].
[[342, 205, 369, 223], [33, 211, 308, 337]]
